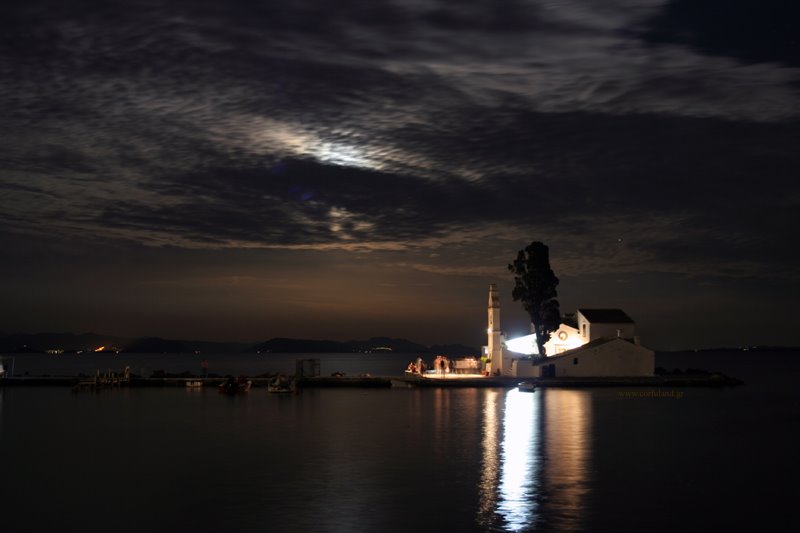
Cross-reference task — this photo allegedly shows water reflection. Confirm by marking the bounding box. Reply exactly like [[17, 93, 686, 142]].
[[542, 389, 591, 532], [477, 390, 501, 528], [432, 388, 452, 462], [498, 389, 541, 531], [479, 389, 592, 532]]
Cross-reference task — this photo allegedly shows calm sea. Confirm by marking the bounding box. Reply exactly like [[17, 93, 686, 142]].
[[1, 350, 798, 532]]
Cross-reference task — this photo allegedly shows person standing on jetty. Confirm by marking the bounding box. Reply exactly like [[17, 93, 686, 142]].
[[436, 356, 447, 376]]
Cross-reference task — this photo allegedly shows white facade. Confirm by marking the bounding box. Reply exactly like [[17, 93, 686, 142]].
[[541, 309, 637, 356], [484, 284, 652, 377], [576, 309, 636, 343], [543, 324, 582, 356], [515, 337, 655, 378]]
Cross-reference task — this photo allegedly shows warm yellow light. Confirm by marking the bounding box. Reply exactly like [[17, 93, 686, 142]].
[[94, 346, 105, 352]]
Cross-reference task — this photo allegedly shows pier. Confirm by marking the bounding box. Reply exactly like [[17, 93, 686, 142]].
[[1, 373, 742, 388], [71, 367, 131, 390]]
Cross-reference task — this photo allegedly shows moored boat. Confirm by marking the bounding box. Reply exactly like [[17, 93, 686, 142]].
[[268, 374, 296, 393], [518, 381, 537, 392], [218, 376, 252, 394]]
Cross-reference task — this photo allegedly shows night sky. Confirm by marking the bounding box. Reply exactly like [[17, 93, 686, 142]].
[[1, 0, 798, 350]]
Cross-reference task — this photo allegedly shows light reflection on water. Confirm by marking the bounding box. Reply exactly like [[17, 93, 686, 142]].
[[542, 390, 591, 532], [2, 353, 795, 532], [0, 385, 592, 532], [478, 388, 591, 532], [498, 389, 541, 531], [477, 390, 500, 528]]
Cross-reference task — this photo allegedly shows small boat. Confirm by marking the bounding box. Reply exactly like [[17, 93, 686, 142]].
[[218, 376, 252, 395], [185, 380, 203, 388], [267, 375, 296, 394], [518, 382, 537, 392]]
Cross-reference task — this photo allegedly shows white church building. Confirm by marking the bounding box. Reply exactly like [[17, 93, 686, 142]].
[[484, 284, 654, 378]]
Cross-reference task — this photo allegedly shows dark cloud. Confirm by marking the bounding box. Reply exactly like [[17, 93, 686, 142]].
[[1, 0, 798, 346]]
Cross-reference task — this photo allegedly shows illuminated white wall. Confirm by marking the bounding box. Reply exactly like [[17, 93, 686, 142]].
[[543, 324, 582, 356], [577, 311, 636, 342], [512, 359, 540, 378], [504, 333, 538, 356], [512, 317, 636, 359], [545, 338, 653, 377]]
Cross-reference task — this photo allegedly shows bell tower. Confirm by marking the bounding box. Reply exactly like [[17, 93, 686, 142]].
[[487, 284, 505, 375]]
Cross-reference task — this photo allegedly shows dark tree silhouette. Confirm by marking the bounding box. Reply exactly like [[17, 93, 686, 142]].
[[508, 241, 560, 359]]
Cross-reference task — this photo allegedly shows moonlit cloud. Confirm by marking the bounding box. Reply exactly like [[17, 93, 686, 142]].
[[1, 0, 798, 346]]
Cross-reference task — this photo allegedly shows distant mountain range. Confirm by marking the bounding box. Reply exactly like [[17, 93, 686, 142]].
[[0, 332, 133, 353], [0, 332, 479, 355], [250, 336, 476, 355]]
